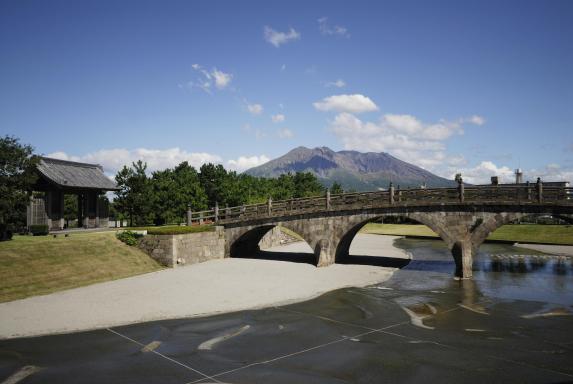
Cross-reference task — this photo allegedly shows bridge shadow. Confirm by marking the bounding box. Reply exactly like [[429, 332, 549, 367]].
[[236, 250, 412, 268], [237, 250, 317, 265], [338, 255, 411, 268]]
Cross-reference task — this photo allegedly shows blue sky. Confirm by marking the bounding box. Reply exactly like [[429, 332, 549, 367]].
[[1, 0, 572, 183]]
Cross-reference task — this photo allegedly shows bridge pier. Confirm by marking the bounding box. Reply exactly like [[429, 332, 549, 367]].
[[451, 240, 473, 279], [315, 239, 335, 267]]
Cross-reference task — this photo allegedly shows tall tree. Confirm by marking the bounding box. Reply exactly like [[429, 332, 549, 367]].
[[330, 181, 344, 194], [293, 172, 325, 198], [0, 136, 38, 229], [114, 160, 153, 226]]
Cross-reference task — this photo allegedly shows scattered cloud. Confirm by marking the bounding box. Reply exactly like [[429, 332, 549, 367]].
[[264, 26, 301, 47], [227, 155, 270, 172], [325, 79, 346, 88], [211, 68, 233, 89], [456, 161, 514, 184], [314, 94, 378, 114], [181, 64, 233, 93], [281, 64, 286, 71], [277, 128, 294, 139], [48, 148, 222, 175], [454, 161, 573, 185], [464, 115, 485, 126], [328, 111, 485, 174], [271, 114, 285, 123], [247, 103, 264, 115], [318, 17, 350, 38]]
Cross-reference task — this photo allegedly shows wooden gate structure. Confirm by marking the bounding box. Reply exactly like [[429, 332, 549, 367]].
[[27, 157, 119, 231]]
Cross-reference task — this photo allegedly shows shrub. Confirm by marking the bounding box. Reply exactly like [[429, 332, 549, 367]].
[[116, 230, 143, 246], [29, 224, 49, 236], [0, 224, 13, 241]]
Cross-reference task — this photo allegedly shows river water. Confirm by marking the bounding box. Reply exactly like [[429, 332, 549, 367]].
[[1, 238, 572, 383]]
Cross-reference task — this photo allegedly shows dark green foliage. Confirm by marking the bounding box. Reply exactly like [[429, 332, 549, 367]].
[[29, 225, 49, 236], [111, 160, 325, 225], [151, 162, 208, 225], [293, 172, 325, 198], [64, 195, 78, 228], [0, 136, 39, 229], [0, 223, 13, 241], [115, 230, 143, 246], [114, 160, 153, 226], [329, 181, 344, 194]]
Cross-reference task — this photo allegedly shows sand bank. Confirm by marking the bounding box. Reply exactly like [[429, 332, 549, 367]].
[[0, 234, 409, 339], [514, 243, 573, 256]]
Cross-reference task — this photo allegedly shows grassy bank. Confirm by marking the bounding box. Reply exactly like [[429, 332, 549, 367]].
[[362, 223, 573, 245], [0, 232, 163, 303], [129, 225, 215, 235]]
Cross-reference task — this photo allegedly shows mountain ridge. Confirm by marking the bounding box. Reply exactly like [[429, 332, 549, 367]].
[[245, 146, 456, 191]]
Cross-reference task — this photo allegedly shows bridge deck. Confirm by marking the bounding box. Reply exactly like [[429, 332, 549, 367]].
[[186, 185, 572, 226]]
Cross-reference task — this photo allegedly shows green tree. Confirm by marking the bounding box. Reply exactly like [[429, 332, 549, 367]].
[[63, 194, 78, 228], [293, 172, 324, 198], [199, 163, 231, 207], [0, 136, 38, 230], [114, 160, 153, 226], [330, 181, 344, 194], [151, 162, 208, 224]]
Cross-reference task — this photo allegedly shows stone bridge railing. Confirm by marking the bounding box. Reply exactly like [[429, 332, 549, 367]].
[[186, 183, 572, 226]]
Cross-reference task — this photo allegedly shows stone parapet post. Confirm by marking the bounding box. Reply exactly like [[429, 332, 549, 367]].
[[536, 178, 543, 203], [389, 183, 395, 205]]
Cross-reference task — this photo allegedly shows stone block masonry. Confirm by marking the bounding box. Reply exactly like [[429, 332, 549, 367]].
[[138, 227, 225, 267]]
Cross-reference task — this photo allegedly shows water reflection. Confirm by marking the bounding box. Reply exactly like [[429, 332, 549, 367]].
[[393, 238, 573, 306]]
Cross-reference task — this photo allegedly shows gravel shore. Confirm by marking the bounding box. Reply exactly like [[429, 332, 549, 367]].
[[0, 234, 409, 339]]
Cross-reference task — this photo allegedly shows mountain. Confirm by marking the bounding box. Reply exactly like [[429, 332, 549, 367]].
[[245, 146, 456, 191]]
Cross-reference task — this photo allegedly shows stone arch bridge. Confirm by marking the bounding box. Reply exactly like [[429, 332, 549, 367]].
[[188, 183, 572, 279]]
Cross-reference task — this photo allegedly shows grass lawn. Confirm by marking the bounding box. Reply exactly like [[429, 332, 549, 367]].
[[0, 232, 163, 303], [362, 223, 573, 245]]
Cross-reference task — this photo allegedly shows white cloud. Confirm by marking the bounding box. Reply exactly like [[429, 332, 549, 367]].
[[211, 68, 233, 89], [325, 79, 346, 88], [184, 64, 233, 93], [461, 115, 486, 126], [328, 111, 487, 177], [247, 103, 263, 115], [271, 114, 285, 123], [277, 128, 294, 139], [227, 155, 270, 172], [451, 161, 573, 185], [318, 17, 349, 38], [47, 148, 222, 175], [281, 64, 286, 71], [314, 94, 378, 114], [264, 26, 301, 47]]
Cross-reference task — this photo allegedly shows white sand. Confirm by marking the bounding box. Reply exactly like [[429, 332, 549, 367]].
[[0, 234, 409, 339]]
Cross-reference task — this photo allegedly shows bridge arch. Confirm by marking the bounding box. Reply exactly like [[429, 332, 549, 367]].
[[334, 212, 451, 263], [227, 223, 320, 265]]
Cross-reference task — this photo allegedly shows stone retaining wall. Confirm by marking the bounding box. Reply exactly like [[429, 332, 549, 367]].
[[138, 227, 225, 267]]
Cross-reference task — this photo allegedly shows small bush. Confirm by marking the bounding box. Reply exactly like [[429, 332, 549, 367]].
[[0, 224, 13, 241], [29, 225, 49, 236], [116, 230, 143, 246]]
